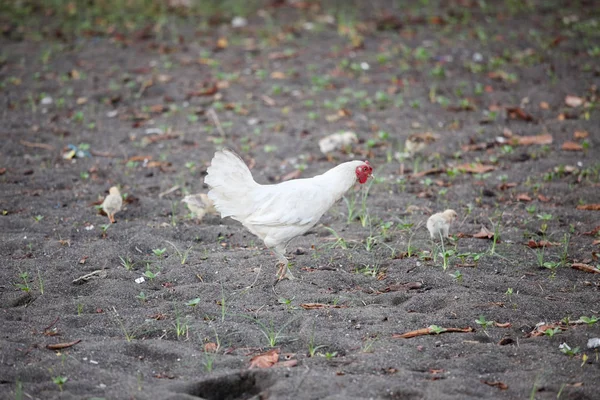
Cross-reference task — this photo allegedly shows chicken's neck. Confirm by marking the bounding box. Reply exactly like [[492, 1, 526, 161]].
[[314, 162, 362, 201]]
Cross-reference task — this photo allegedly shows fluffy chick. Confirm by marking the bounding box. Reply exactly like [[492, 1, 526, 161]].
[[101, 186, 123, 224], [427, 209, 457, 240], [181, 193, 217, 221]]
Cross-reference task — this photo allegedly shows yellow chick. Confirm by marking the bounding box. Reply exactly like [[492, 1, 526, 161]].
[[427, 209, 457, 240], [405, 132, 440, 155], [102, 186, 123, 224], [181, 193, 217, 221]]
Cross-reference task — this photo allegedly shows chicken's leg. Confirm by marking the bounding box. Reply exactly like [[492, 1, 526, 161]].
[[273, 245, 295, 280]]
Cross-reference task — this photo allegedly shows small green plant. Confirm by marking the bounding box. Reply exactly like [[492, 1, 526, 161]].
[[203, 350, 215, 373], [33, 215, 44, 222], [143, 268, 158, 281], [475, 315, 494, 329], [323, 351, 338, 360], [15, 271, 31, 292], [449, 270, 463, 282], [245, 316, 296, 347], [429, 325, 446, 334], [166, 241, 194, 265], [76, 303, 83, 315], [174, 314, 189, 339], [136, 292, 147, 303], [119, 256, 135, 271], [544, 327, 560, 338], [323, 227, 348, 249], [152, 248, 166, 257], [100, 224, 110, 236], [355, 264, 381, 278], [186, 298, 201, 307], [277, 297, 297, 310], [307, 332, 326, 357], [52, 376, 68, 392], [580, 316, 598, 326], [559, 343, 580, 357]]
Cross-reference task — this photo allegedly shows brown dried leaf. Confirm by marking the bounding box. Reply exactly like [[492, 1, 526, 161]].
[[270, 71, 286, 79], [565, 95, 583, 107], [482, 380, 508, 390], [494, 322, 512, 328], [574, 130, 589, 139], [562, 141, 583, 151], [46, 339, 82, 350], [527, 240, 560, 249], [505, 106, 535, 122], [539, 101, 549, 109], [582, 226, 600, 236], [512, 134, 553, 146], [455, 163, 496, 174], [516, 193, 532, 202], [249, 348, 280, 369], [577, 204, 600, 211], [300, 303, 345, 310], [204, 342, 218, 353], [392, 326, 474, 339], [473, 226, 495, 239], [571, 263, 600, 274]]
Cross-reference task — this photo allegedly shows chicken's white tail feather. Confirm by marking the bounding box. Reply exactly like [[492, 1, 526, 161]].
[[205, 149, 259, 220]]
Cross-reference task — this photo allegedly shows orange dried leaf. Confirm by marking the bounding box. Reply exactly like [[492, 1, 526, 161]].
[[392, 326, 474, 339], [562, 141, 583, 151], [539, 101, 549, 109], [270, 71, 286, 79], [455, 163, 496, 174], [513, 134, 553, 146], [516, 193, 532, 202], [482, 380, 508, 390], [473, 226, 495, 239], [577, 204, 600, 211], [527, 240, 560, 249], [505, 106, 534, 122], [571, 263, 600, 274], [204, 342, 218, 353], [249, 348, 280, 369], [494, 322, 512, 328], [574, 130, 589, 139]]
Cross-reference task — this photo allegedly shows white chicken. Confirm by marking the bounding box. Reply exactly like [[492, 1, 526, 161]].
[[204, 149, 373, 279], [427, 209, 458, 241], [101, 186, 123, 224]]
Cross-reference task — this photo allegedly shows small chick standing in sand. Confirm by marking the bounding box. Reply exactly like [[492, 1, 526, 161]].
[[427, 209, 457, 240], [102, 186, 123, 224], [181, 193, 217, 221]]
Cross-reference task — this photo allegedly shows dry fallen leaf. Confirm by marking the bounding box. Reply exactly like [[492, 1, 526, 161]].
[[516, 193, 532, 202], [527, 240, 560, 249], [473, 226, 495, 239], [481, 380, 508, 390], [204, 342, 218, 353], [392, 326, 474, 339], [505, 106, 535, 122], [249, 348, 280, 369], [577, 204, 600, 211], [539, 101, 549, 109], [565, 95, 584, 108], [574, 130, 589, 139], [512, 134, 553, 146], [300, 303, 346, 309], [571, 263, 600, 274], [270, 71, 286, 79], [494, 322, 512, 328], [562, 141, 583, 151], [455, 163, 496, 174]]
